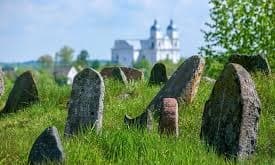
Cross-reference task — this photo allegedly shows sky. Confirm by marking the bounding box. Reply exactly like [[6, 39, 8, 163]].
[[0, 0, 210, 62]]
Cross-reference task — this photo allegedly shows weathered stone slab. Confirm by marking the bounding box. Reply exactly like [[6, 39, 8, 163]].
[[100, 67, 144, 81], [65, 68, 105, 136], [159, 98, 178, 136], [124, 55, 205, 129], [228, 54, 271, 75], [112, 67, 128, 84], [200, 63, 261, 159], [148, 63, 168, 85], [0, 69, 4, 96], [28, 126, 65, 165], [1, 71, 39, 113]]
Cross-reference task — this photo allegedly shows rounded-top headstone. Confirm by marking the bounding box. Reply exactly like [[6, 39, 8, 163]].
[[228, 54, 271, 75], [148, 63, 168, 85], [1, 71, 39, 113], [200, 63, 261, 159], [65, 68, 105, 136], [28, 126, 65, 165], [111, 67, 128, 84], [100, 67, 144, 81]]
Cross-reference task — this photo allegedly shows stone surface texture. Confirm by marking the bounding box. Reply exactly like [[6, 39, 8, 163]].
[[100, 67, 144, 81], [159, 98, 178, 136], [1, 71, 39, 113], [228, 54, 271, 75], [148, 63, 168, 85], [125, 55, 205, 129], [64, 68, 105, 136], [28, 126, 65, 165], [200, 63, 261, 159], [111, 67, 128, 84]]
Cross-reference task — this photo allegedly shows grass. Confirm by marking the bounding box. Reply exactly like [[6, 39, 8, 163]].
[[0, 71, 275, 164]]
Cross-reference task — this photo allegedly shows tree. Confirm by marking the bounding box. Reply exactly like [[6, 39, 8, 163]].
[[38, 54, 53, 69], [133, 58, 152, 78], [91, 60, 100, 70], [76, 50, 90, 67], [199, 0, 274, 67], [55, 46, 74, 65]]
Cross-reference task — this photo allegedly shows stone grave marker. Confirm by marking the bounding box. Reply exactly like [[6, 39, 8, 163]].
[[64, 68, 105, 136], [28, 126, 65, 165], [1, 71, 39, 113], [148, 63, 168, 85], [200, 63, 261, 159]]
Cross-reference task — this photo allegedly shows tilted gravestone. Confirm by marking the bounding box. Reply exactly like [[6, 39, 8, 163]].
[[148, 63, 168, 85], [228, 54, 271, 75], [159, 98, 178, 137], [200, 63, 261, 159], [65, 68, 105, 136], [1, 71, 39, 113], [124, 55, 205, 129], [100, 67, 144, 81], [28, 126, 65, 165], [0, 69, 4, 96], [112, 67, 128, 84]]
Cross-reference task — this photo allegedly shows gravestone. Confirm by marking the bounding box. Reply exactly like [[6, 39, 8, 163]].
[[200, 63, 261, 159], [148, 63, 168, 85], [65, 68, 105, 136], [1, 71, 39, 113], [125, 55, 205, 129], [228, 54, 271, 75], [112, 67, 128, 84], [100, 67, 144, 81], [159, 98, 178, 137], [0, 69, 4, 96], [28, 126, 65, 165]]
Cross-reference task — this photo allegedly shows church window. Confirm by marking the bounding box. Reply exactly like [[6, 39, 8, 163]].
[[151, 43, 154, 48], [166, 54, 169, 59]]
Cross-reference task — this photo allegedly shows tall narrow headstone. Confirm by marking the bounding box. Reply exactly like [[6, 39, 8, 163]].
[[0, 69, 4, 96], [28, 126, 65, 165], [159, 98, 178, 136], [228, 54, 271, 75], [148, 63, 168, 85], [125, 55, 205, 129], [1, 71, 39, 113], [65, 68, 105, 136], [200, 63, 261, 159]]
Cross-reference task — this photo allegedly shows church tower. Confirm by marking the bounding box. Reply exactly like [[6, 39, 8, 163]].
[[150, 19, 162, 39], [167, 20, 179, 49]]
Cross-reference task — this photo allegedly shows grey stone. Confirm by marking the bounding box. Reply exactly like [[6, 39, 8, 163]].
[[228, 54, 271, 75], [148, 63, 168, 85], [124, 55, 205, 129], [159, 98, 178, 137], [1, 71, 39, 113], [200, 63, 261, 159], [28, 126, 65, 165], [0, 69, 4, 96], [112, 67, 128, 84], [65, 68, 105, 136]]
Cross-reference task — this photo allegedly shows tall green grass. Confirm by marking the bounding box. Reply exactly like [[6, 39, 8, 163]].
[[0, 72, 274, 164]]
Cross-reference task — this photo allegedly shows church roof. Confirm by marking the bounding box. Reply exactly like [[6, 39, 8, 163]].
[[150, 19, 160, 31], [167, 20, 177, 30], [125, 40, 141, 50]]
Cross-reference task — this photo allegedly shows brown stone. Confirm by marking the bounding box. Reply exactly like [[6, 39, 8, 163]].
[[100, 67, 144, 81], [1, 71, 39, 113], [200, 63, 261, 159], [124, 55, 205, 129], [159, 98, 178, 136], [64, 68, 105, 136], [228, 54, 271, 75]]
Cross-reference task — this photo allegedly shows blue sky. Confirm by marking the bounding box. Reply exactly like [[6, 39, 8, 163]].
[[0, 0, 210, 62]]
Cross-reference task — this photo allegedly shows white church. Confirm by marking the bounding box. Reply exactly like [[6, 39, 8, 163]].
[[111, 20, 181, 66]]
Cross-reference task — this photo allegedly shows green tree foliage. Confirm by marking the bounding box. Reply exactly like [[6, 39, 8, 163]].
[[200, 0, 274, 67], [38, 54, 54, 69], [91, 60, 100, 70], [76, 50, 90, 67], [55, 46, 74, 65], [133, 58, 152, 78]]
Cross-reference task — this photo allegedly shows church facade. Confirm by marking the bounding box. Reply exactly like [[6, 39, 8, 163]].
[[111, 20, 181, 66]]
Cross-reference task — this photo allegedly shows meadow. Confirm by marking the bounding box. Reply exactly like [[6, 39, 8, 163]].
[[0, 71, 274, 164]]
